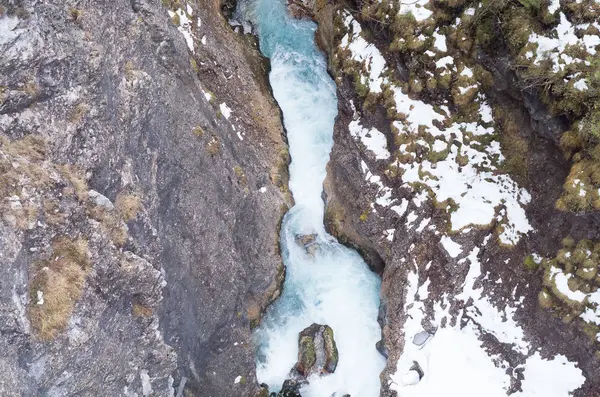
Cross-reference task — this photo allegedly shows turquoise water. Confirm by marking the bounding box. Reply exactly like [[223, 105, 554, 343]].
[[237, 1, 386, 395]]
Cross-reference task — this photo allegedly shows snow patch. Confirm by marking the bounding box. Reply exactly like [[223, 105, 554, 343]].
[[400, 0, 433, 21], [440, 236, 462, 258], [168, 8, 195, 53], [220, 103, 232, 119], [341, 14, 386, 93], [349, 119, 390, 160]]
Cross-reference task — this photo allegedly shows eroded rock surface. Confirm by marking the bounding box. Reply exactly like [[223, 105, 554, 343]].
[[0, 0, 288, 395]]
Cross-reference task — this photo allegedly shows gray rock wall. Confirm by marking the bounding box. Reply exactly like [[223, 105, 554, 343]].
[[0, 0, 288, 395]]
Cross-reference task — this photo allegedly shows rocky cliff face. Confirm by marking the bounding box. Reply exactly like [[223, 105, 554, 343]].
[[0, 0, 287, 395], [306, 0, 600, 395]]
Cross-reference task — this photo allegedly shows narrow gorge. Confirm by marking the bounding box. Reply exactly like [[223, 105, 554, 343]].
[[236, 0, 385, 395]]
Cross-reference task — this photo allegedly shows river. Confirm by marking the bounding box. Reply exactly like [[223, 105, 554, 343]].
[[236, 0, 386, 395]]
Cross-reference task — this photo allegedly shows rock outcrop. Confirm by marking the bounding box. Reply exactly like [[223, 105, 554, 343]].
[[0, 0, 288, 395], [304, 0, 600, 395]]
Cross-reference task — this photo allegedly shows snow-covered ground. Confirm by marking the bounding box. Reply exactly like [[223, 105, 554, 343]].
[[527, 13, 600, 74], [389, 249, 586, 396], [339, 14, 387, 93], [339, 11, 533, 245]]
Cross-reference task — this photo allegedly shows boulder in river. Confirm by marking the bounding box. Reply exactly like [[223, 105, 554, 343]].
[[273, 379, 303, 396], [295, 323, 339, 377], [295, 234, 318, 256]]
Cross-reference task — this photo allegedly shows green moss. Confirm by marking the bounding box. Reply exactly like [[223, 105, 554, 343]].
[[233, 165, 247, 186], [518, 0, 541, 11], [504, 8, 537, 50], [410, 77, 424, 94], [474, 14, 496, 48], [359, 208, 370, 222], [322, 325, 339, 373], [456, 152, 469, 167], [562, 236, 576, 248], [298, 335, 316, 373], [270, 147, 290, 195], [428, 147, 450, 163], [538, 289, 555, 309], [437, 72, 453, 90], [524, 254, 539, 271], [190, 58, 199, 73]]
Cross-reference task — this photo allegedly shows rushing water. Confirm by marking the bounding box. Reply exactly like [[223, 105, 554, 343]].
[[237, 1, 386, 395]]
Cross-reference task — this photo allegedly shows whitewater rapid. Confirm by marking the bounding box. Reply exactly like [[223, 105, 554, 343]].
[[237, 0, 386, 395]]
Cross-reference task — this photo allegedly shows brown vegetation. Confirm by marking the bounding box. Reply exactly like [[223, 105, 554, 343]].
[[28, 237, 90, 340]]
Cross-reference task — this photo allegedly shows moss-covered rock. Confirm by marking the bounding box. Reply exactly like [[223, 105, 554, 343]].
[[294, 323, 339, 377]]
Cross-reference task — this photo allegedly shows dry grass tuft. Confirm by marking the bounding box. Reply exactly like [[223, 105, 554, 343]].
[[207, 136, 221, 156], [69, 103, 88, 125], [192, 125, 204, 137], [59, 164, 88, 201], [115, 193, 142, 222], [28, 237, 90, 340], [132, 302, 153, 317], [3, 135, 47, 162], [68, 8, 82, 22]]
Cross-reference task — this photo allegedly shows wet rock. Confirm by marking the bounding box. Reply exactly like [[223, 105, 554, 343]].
[[295, 233, 318, 256], [295, 323, 339, 377], [287, 0, 315, 19], [275, 379, 304, 396]]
